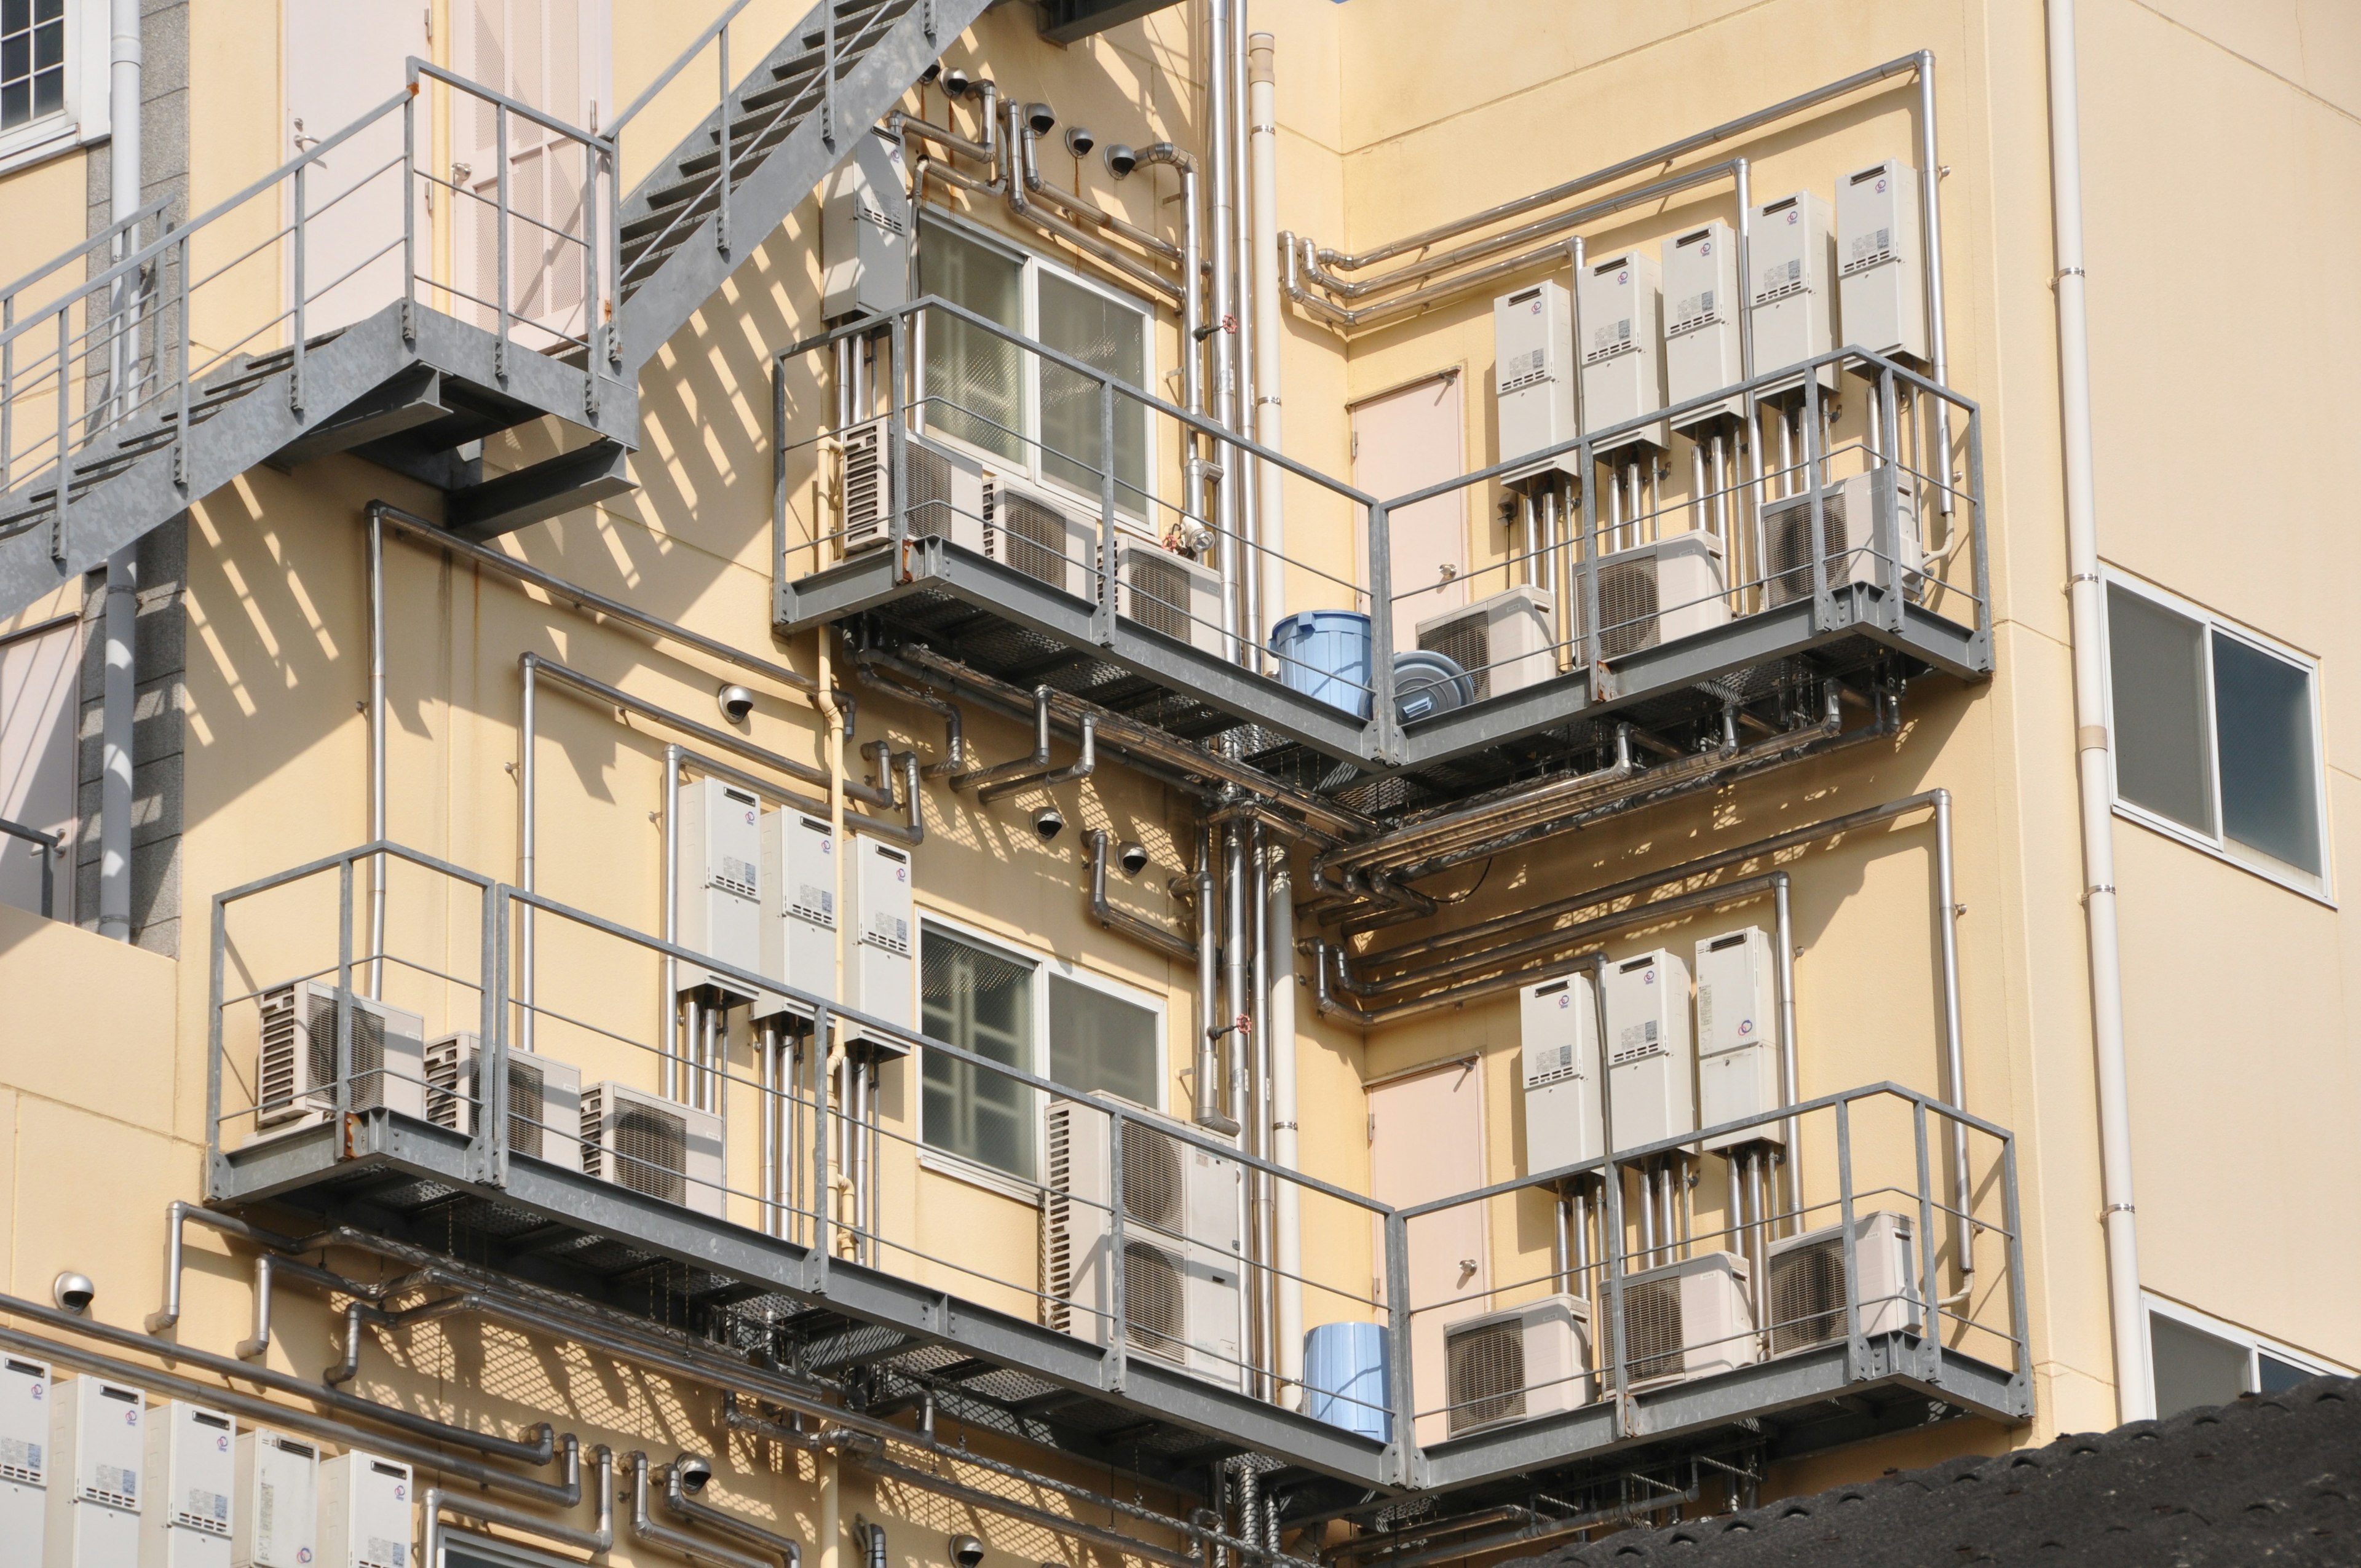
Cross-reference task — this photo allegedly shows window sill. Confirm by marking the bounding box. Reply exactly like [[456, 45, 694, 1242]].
[[0, 120, 100, 180], [916, 1145, 1044, 1208], [2111, 803, 2336, 909]]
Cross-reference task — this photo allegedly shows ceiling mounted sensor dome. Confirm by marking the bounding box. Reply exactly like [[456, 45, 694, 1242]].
[[1392, 649, 1476, 725]]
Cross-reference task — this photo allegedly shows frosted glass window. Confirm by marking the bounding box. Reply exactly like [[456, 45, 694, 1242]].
[[2213, 632, 2320, 876], [2106, 579, 2326, 891], [921, 931, 1037, 1178], [2107, 585, 2212, 834], [919, 220, 1027, 465], [2150, 1312, 2246, 1419], [1037, 271, 1148, 513], [1048, 975, 1158, 1107]]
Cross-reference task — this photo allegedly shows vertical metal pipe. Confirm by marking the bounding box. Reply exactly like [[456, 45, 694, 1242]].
[[1733, 159, 1765, 606], [1266, 845, 1303, 1406], [1690, 441, 1707, 537], [1519, 491, 1536, 590], [1552, 1184, 1571, 1293], [98, 549, 135, 941], [1918, 52, 1955, 519], [1249, 33, 1287, 641], [1206, 0, 1244, 660], [1231, 1, 1259, 667], [519, 657, 537, 1051], [1250, 825, 1274, 1397], [759, 1018, 777, 1235], [1547, 484, 1571, 663], [1933, 789, 1971, 1280], [1223, 822, 1251, 1138], [662, 746, 681, 1099], [680, 996, 699, 1105], [2047, 0, 2147, 1422], [1194, 826, 1226, 1131], [1773, 873, 1800, 1232], [367, 509, 387, 995]]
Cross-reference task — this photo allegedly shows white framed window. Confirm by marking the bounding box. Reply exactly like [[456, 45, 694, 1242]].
[[2146, 1294, 2343, 1419], [2102, 570, 2331, 900], [914, 210, 1156, 523], [0, 0, 110, 173], [917, 915, 1166, 1186]]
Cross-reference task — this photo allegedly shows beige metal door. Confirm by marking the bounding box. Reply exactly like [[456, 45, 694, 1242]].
[[1367, 1056, 1488, 1446], [0, 618, 78, 919], [1351, 372, 1468, 652], [283, 0, 430, 335]]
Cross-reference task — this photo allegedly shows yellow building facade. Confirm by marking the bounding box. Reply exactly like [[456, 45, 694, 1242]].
[[0, 1, 2352, 1564]]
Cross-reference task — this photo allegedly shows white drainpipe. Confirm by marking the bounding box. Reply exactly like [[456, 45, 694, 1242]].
[[2046, 0, 2151, 1423], [1249, 33, 1285, 632], [97, 0, 143, 943]]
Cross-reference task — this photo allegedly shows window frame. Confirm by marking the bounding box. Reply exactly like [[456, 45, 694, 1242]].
[[912, 208, 1160, 529], [0, 0, 111, 175], [2100, 568, 2333, 904], [2145, 1292, 2343, 1409], [914, 911, 1169, 1198]]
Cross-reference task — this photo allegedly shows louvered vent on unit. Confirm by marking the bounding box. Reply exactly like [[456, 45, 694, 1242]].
[[843, 424, 885, 540], [1126, 555, 1193, 642], [1122, 1123, 1187, 1233], [612, 1101, 689, 1205], [507, 1059, 546, 1160], [1769, 1233, 1849, 1355], [995, 488, 1072, 587], [1766, 488, 1849, 607], [1419, 611, 1494, 700], [1597, 557, 1664, 659], [1123, 1240, 1187, 1356], [1603, 1274, 1686, 1387], [1444, 1318, 1527, 1435], [1042, 1106, 1079, 1332], [904, 443, 959, 539], [301, 991, 388, 1111]]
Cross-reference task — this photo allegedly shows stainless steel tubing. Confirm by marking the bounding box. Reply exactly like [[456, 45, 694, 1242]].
[[1204, 0, 1244, 660], [424, 1447, 614, 1562], [852, 656, 970, 782], [956, 683, 1051, 793], [1019, 135, 1183, 264], [1774, 871, 1801, 1229], [1087, 829, 1198, 962], [668, 1451, 804, 1565], [366, 507, 387, 995], [976, 710, 1095, 804], [1224, 820, 1252, 1136], [854, 1451, 1204, 1568], [631, 1452, 775, 1568], [1003, 100, 1182, 306], [1917, 51, 1955, 518], [1134, 142, 1209, 544], [1195, 825, 1237, 1133], [1934, 787, 1971, 1276]]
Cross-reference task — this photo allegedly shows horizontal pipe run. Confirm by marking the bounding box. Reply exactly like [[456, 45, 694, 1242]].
[[424, 1447, 614, 1562], [684, 740, 920, 845], [852, 658, 971, 782], [667, 1452, 803, 1566], [851, 1451, 1205, 1568], [634, 1452, 778, 1568], [1088, 829, 1199, 962], [0, 1313, 582, 1505], [372, 502, 818, 692], [1312, 945, 1606, 1028], [977, 713, 1094, 804]]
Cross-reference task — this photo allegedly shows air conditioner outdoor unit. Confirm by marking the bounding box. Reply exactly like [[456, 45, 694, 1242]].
[[1416, 585, 1556, 702], [143, 1400, 235, 1563], [1600, 1251, 1757, 1392], [1042, 1096, 1246, 1390], [0, 1355, 47, 1552], [1762, 472, 1923, 607], [1442, 1294, 1594, 1435], [232, 1431, 317, 1568], [839, 417, 987, 555], [255, 981, 427, 1133], [425, 1034, 585, 1173], [1113, 537, 1225, 657], [1766, 1211, 1921, 1356], [984, 471, 1103, 600], [1521, 970, 1600, 1175], [580, 1082, 726, 1218], [1586, 532, 1728, 662]]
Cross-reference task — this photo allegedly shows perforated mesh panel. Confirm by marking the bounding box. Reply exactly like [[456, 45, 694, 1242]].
[[306, 992, 388, 1111], [903, 444, 958, 540], [1768, 1235, 1848, 1354], [1604, 1275, 1685, 1386], [612, 1102, 689, 1205], [1123, 1240, 1186, 1357], [1597, 559, 1663, 659], [1125, 556, 1192, 641], [1420, 613, 1493, 701], [1765, 489, 1851, 606], [1121, 1123, 1186, 1234], [1444, 1320, 1527, 1433], [508, 1060, 546, 1160], [995, 491, 1072, 587]]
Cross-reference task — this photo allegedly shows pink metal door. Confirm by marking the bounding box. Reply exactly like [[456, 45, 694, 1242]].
[[1366, 1056, 1489, 1446], [1351, 372, 1468, 652], [283, 0, 430, 335]]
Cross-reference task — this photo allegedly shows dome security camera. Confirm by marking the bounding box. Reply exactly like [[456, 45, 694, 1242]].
[[52, 1272, 94, 1314], [1118, 841, 1149, 877], [1025, 102, 1056, 136], [941, 68, 971, 99], [1032, 807, 1066, 842], [951, 1536, 987, 1568], [673, 1452, 714, 1495], [1063, 126, 1095, 158], [1104, 143, 1138, 179], [718, 684, 756, 724]]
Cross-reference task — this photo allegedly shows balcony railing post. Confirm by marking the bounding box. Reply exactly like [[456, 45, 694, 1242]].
[[206, 891, 229, 1195], [2001, 1130, 2030, 1408], [1966, 402, 1991, 662], [1803, 373, 1830, 632], [1381, 1208, 1416, 1484], [1913, 1099, 1943, 1385], [496, 103, 512, 381], [821, 1, 837, 149], [1366, 502, 1396, 762], [606, 141, 623, 368], [1578, 440, 1604, 680], [579, 136, 600, 416], [478, 884, 512, 1190], [53, 309, 69, 560], [1835, 1094, 1863, 1377], [1094, 377, 1117, 646], [334, 857, 355, 1130], [1592, 958, 1631, 1436], [174, 231, 191, 488], [1874, 363, 1902, 619], [402, 92, 418, 343], [716, 24, 733, 256], [888, 315, 909, 566], [1107, 1107, 1128, 1392], [810, 1006, 834, 1292], [290, 161, 307, 413]]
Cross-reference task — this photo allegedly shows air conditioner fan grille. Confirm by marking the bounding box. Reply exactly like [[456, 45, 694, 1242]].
[[1444, 1320, 1527, 1433]]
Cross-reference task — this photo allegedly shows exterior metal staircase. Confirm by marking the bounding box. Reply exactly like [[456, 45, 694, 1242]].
[[0, 0, 985, 621]]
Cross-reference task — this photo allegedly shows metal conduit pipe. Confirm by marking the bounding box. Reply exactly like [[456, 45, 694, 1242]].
[[955, 683, 1052, 794], [424, 1446, 614, 1563], [0, 1312, 582, 1505], [1194, 826, 1236, 1133], [1222, 819, 1252, 1134], [1246, 36, 1286, 638], [853, 1451, 1204, 1568], [1015, 122, 1183, 266], [977, 714, 1095, 804], [1129, 142, 1209, 545], [668, 1452, 804, 1566], [1087, 830, 1198, 961], [889, 77, 997, 168], [632, 1452, 777, 1568], [851, 657, 971, 782], [1265, 846, 1303, 1406], [1229, 0, 1260, 675], [1203, 0, 1244, 660], [2047, 0, 2147, 1422], [1323, 1507, 1541, 1564], [1310, 53, 1932, 274], [1006, 100, 1184, 307]]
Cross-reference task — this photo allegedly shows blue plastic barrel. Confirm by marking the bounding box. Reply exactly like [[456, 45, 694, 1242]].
[[1268, 610, 1374, 719], [1303, 1321, 1391, 1442]]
